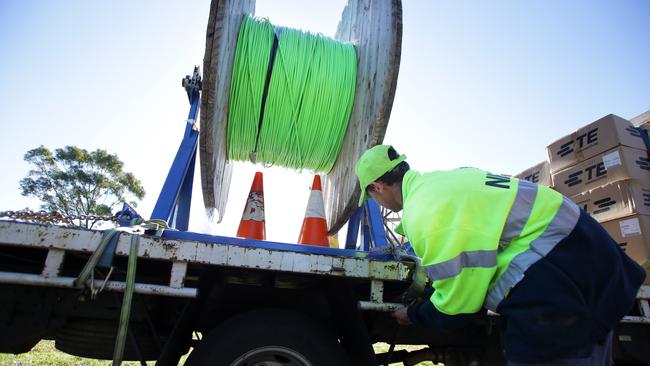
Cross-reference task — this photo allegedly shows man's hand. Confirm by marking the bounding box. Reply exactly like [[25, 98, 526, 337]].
[[392, 307, 412, 325]]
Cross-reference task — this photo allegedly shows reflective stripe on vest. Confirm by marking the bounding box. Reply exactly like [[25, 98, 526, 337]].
[[423, 250, 497, 281], [485, 196, 580, 311], [498, 180, 537, 251]]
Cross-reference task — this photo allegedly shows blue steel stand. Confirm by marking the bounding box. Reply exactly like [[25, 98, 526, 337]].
[[150, 67, 202, 231], [345, 199, 389, 251]]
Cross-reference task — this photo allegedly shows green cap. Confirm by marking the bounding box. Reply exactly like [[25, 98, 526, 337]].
[[355, 145, 407, 206]]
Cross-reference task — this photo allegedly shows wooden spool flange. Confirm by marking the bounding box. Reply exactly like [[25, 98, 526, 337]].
[[200, 0, 402, 233]]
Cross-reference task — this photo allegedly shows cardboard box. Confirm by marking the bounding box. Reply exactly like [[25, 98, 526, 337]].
[[547, 114, 647, 172], [637, 125, 650, 160], [514, 161, 551, 186], [601, 214, 650, 284], [571, 180, 650, 222], [551, 146, 650, 197], [630, 110, 650, 127], [632, 110, 650, 150], [640, 123, 650, 133]]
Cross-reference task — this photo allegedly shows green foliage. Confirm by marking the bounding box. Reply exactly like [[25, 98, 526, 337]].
[[20, 146, 145, 229]]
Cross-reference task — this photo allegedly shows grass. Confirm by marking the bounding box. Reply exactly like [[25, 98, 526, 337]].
[[0, 340, 117, 365], [0, 341, 188, 366], [0, 341, 437, 366], [373, 343, 439, 366]]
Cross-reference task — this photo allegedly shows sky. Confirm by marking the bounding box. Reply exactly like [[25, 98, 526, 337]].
[[1, 0, 649, 244]]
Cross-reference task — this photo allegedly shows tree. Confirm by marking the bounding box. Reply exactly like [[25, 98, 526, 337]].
[[20, 145, 145, 229]]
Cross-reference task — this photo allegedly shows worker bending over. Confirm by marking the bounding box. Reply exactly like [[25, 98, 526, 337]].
[[355, 145, 645, 366]]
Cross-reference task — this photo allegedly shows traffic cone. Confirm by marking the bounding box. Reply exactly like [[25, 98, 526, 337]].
[[298, 175, 329, 247], [237, 172, 266, 240]]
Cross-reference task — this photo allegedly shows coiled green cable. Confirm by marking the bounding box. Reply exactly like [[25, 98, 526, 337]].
[[227, 15, 357, 173]]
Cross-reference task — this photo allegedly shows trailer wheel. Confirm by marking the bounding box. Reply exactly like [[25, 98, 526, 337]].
[[185, 309, 350, 366]]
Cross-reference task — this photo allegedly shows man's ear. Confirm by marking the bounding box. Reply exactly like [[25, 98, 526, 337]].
[[371, 181, 387, 192]]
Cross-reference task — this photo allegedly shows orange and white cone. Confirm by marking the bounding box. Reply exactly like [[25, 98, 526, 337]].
[[298, 175, 329, 247], [237, 172, 266, 240]]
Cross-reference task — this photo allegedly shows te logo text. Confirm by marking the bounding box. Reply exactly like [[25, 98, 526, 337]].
[[564, 162, 606, 187], [557, 128, 598, 157]]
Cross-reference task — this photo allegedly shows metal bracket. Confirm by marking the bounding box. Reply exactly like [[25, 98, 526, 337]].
[[42, 249, 65, 278], [182, 66, 202, 103], [345, 199, 390, 251], [151, 67, 202, 231], [116, 202, 143, 227], [359, 280, 404, 312], [370, 279, 383, 303]]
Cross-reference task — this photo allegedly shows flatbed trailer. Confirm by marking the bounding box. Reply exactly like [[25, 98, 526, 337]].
[[1, 218, 649, 366], [0, 218, 412, 365]]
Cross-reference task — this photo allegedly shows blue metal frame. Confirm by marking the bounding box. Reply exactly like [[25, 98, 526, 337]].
[[150, 67, 202, 230], [363, 199, 389, 249], [345, 199, 390, 251], [345, 206, 363, 249]]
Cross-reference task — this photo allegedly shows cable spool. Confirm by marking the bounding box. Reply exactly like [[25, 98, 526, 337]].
[[200, 0, 402, 234], [227, 15, 357, 172]]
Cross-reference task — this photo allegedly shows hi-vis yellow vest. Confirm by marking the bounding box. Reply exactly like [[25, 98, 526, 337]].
[[395, 168, 580, 315]]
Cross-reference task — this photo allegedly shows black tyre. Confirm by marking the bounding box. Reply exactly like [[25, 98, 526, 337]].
[[185, 308, 350, 366]]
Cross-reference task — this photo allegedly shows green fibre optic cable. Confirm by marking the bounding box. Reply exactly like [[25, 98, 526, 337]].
[[227, 16, 275, 162], [227, 15, 357, 173]]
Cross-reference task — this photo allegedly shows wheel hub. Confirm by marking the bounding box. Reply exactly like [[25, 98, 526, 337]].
[[231, 346, 314, 366]]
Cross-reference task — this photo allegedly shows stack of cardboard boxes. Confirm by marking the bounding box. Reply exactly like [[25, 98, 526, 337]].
[[515, 112, 650, 283]]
